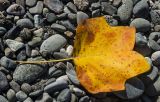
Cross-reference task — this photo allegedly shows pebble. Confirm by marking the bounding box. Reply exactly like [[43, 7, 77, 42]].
[[21, 83, 32, 94], [26, 0, 37, 7], [59, 20, 75, 31], [148, 39, 160, 51], [29, 89, 43, 98], [6, 39, 24, 52], [9, 80, 20, 92], [31, 49, 40, 57], [44, 79, 68, 93], [57, 88, 71, 102], [46, 13, 57, 23], [91, 2, 100, 10], [0, 0, 10, 11], [0, 27, 6, 36], [13, 64, 45, 84], [44, 0, 64, 13], [53, 52, 69, 59], [149, 32, 160, 40], [16, 19, 34, 28], [40, 34, 67, 54], [133, 0, 149, 18], [4, 26, 21, 39], [20, 28, 32, 41], [146, 76, 160, 96], [77, 11, 89, 24], [28, 37, 42, 47], [101, 2, 117, 15], [114, 77, 144, 99], [16, 91, 27, 101], [0, 71, 8, 91], [151, 51, 160, 66], [29, 1, 43, 14], [150, 10, 160, 25], [67, 2, 77, 13], [0, 56, 17, 69], [113, 0, 121, 7], [35, 93, 52, 102], [49, 66, 64, 77], [117, 0, 133, 22], [73, 0, 89, 11], [7, 89, 16, 102], [79, 96, 90, 102], [130, 18, 151, 32], [135, 33, 147, 47], [51, 23, 66, 32], [72, 87, 86, 97], [66, 62, 80, 85], [0, 95, 8, 102], [24, 97, 33, 102], [66, 45, 73, 56], [6, 4, 25, 16]]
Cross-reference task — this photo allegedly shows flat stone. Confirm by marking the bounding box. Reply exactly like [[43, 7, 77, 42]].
[[16, 19, 34, 28], [51, 23, 66, 32], [46, 13, 57, 23], [148, 39, 160, 51], [21, 83, 32, 94], [66, 2, 77, 13], [0, 56, 17, 69], [29, 1, 43, 14], [101, 2, 117, 15], [6, 4, 25, 16], [57, 88, 71, 102], [77, 11, 89, 24], [26, 0, 37, 7], [16, 91, 27, 101], [6, 39, 24, 52]]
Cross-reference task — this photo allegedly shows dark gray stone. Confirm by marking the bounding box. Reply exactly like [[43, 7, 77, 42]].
[[0, 0, 10, 11], [117, 0, 133, 22], [114, 77, 144, 99], [16, 19, 34, 28], [130, 18, 151, 32], [59, 20, 75, 31], [40, 34, 67, 54], [51, 23, 66, 32], [0, 71, 8, 91], [91, 2, 100, 10], [44, 80, 68, 93], [92, 9, 100, 17], [67, 2, 77, 13], [133, 0, 149, 18], [29, 1, 43, 14], [48, 66, 64, 77], [101, 2, 117, 15], [26, 0, 37, 7], [6, 39, 24, 52], [17, 50, 27, 61], [29, 89, 43, 98], [46, 13, 57, 23], [150, 10, 160, 25], [16, 91, 27, 101], [0, 56, 17, 69], [79, 96, 90, 102], [35, 93, 52, 102], [44, 0, 64, 13], [28, 37, 42, 47], [57, 89, 71, 102], [77, 11, 89, 24], [0, 27, 6, 36], [6, 4, 25, 16], [9, 80, 20, 92], [7, 89, 16, 102], [13, 64, 45, 84]]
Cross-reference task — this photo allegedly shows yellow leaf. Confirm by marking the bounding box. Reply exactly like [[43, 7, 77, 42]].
[[73, 16, 150, 93]]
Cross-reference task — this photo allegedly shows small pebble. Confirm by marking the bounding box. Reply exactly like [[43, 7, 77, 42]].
[[10, 80, 20, 92], [57, 88, 71, 102], [16, 19, 34, 28], [29, 1, 43, 14], [16, 91, 27, 101], [6, 4, 25, 16], [7, 89, 16, 102]]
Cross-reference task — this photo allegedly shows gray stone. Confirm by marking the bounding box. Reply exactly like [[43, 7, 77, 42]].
[[59, 20, 75, 31], [0, 56, 17, 69], [67, 2, 77, 13], [24, 97, 33, 102], [66, 62, 80, 85], [9, 80, 20, 92], [130, 18, 151, 32], [0, 27, 6, 36], [46, 13, 57, 23], [113, 0, 121, 7], [0, 71, 8, 91], [72, 87, 86, 97], [7, 89, 16, 102], [44, 80, 68, 93], [77, 11, 89, 24], [26, 0, 37, 7], [16, 91, 27, 101], [21, 83, 32, 94], [73, 0, 89, 11], [114, 77, 144, 99], [28, 37, 42, 47], [0, 0, 10, 11], [16, 19, 34, 28], [51, 23, 66, 32], [13, 64, 45, 84], [133, 0, 149, 18], [79, 96, 90, 102], [44, 0, 64, 13], [29, 1, 43, 14], [117, 0, 133, 22], [151, 51, 160, 66], [29, 89, 43, 98], [101, 2, 117, 15], [0, 95, 8, 102], [92, 9, 100, 17], [35, 93, 52, 102], [149, 32, 160, 40], [57, 89, 71, 102], [91, 2, 100, 10], [17, 50, 27, 61], [6, 4, 25, 16], [48, 66, 63, 77], [71, 94, 78, 102], [6, 39, 24, 52], [148, 39, 160, 51], [40, 34, 67, 54], [53, 52, 69, 59], [150, 10, 160, 25]]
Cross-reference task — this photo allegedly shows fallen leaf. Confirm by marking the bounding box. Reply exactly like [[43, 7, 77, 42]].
[[73, 17, 150, 93]]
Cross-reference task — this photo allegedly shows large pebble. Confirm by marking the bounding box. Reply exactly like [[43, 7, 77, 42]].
[[0, 71, 8, 91], [6, 4, 25, 16], [40, 34, 67, 54], [26, 0, 37, 7], [0, 95, 8, 102], [44, 79, 68, 93], [66, 62, 80, 85], [114, 77, 144, 99], [13, 64, 45, 84], [133, 0, 149, 18], [16, 19, 34, 28], [117, 0, 133, 22], [151, 51, 160, 66], [35, 93, 52, 102], [16, 91, 27, 101], [73, 0, 89, 11], [0, 56, 17, 69], [130, 18, 151, 32], [146, 76, 160, 96], [6, 39, 24, 52], [77, 11, 89, 24], [7, 89, 16, 102], [44, 0, 64, 13], [57, 88, 71, 102], [101, 2, 117, 15], [29, 1, 43, 14]]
